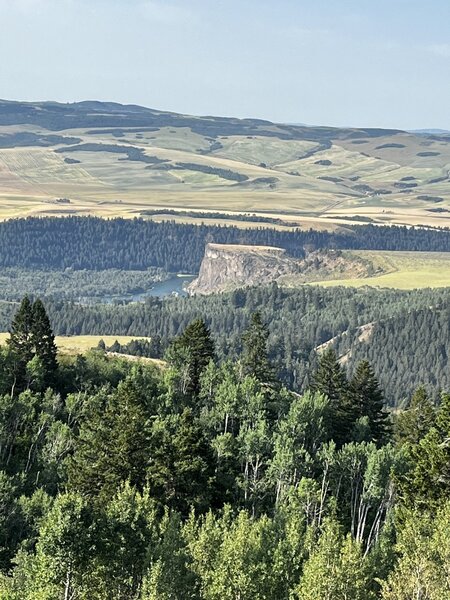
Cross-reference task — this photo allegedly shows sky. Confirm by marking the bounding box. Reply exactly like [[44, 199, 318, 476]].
[[0, 0, 449, 129]]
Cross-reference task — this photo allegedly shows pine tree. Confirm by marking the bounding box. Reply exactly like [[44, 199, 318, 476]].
[[398, 394, 450, 509], [68, 380, 151, 502], [394, 386, 436, 446], [7, 298, 57, 391], [146, 409, 216, 515], [7, 296, 34, 365], [166, 318, 215, 397], [241, 312, 276, 386], [31, 299, 57, 385], [349, 360, 390, 446], [311, 348, 351, 445]]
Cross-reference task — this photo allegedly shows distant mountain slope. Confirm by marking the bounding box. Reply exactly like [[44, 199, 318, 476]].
[[0, 99, 450, 228], [0, 282, 446, 405], [330, 306, 450, 403], [0, 99, 401, 138]]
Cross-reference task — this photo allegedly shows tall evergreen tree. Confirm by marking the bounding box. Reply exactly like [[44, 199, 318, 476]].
[[68, 380, 152, 502], [146, 409, 216, 515], [349, 360, 390, 446], [7, 298, 57, 391], [394, 386, 436, 446], [311, 348, 351, 445], [31, 299, 57, 386], [166, 318, 215, 397], [7, 296, 34, 365], [241, 312, 275, 386], [398, 394, 450, 509]]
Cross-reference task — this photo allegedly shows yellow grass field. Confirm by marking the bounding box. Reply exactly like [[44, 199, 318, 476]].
[[0, 333, 154, 355], [313, 250, 450, 289], [1, 118, 450, 229]]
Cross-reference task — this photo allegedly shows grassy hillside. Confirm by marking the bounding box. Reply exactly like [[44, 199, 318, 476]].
[[313, 250, 450, 289], [0, 332, 151, 354], [1, 100, 450, 228]]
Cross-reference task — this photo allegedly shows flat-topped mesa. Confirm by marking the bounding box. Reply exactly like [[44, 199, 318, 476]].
[[188, 243, 300, 295]]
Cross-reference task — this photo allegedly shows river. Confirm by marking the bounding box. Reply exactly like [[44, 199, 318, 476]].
[[98, 274, 195, 304]]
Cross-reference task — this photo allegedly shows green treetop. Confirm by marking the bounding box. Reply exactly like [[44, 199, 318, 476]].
[[166, 318, 215, 398], [311, 348, 351, 446], [241, 311, 276, 386], [349, 360, 390, 446]]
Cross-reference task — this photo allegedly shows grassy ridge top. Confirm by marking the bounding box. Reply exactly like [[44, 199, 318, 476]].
[[314, 250, 450, 289], [207, 243, 286, 253], [0, 333, 149, 352], [0, 100, 450, 228]]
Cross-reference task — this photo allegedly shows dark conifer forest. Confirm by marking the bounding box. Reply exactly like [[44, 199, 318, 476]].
[[0, 284, 445, 405], [0, 216, 448, 271], [0, 217, 448, 598]]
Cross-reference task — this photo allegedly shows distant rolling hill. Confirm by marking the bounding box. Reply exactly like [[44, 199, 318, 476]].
[[0, 99, 450, 228]]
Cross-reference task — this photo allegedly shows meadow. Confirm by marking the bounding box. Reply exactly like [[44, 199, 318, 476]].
[[0, 333, 151, 354], [314, 250, 450, 289]]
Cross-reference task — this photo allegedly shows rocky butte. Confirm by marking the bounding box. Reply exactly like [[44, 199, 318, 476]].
[[187, 243, 301, 295], [188, 243, 372, 295]]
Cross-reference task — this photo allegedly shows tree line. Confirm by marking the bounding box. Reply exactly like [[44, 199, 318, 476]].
[[0, 217, 448, 272], [0, 266, 167, 302], [0, 299, 448, 598], [0, 285, 445, 405]]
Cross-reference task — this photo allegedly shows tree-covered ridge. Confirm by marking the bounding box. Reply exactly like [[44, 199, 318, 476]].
[[0, 267, 168, 302], [0, 99, 403, 138], [333, 306, 450, 400], [0, 299, 448, 598], [0, 284, 443, 404], [0, 217, 448, 271]]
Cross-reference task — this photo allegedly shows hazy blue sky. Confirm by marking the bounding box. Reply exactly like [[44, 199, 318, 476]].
[[1, 0, 449, 129]]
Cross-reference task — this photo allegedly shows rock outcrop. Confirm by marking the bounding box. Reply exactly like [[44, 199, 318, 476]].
[[187, 243, 301, 295], [188, 244, 374, 295]]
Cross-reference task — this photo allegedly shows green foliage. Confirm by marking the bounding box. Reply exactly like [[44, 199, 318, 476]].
[[269, 391, 331, 504], [68, 379, 153, 501], [349, 360, 390, 445], [0, 295, 446, 597], [11, 492, 96, 599], [311, 349, 352, 445], [7, 296, 34, 365], [394, 386, 436, 445], [0, 217, 447, 273], [7, 297, 57, 391], [397, 393, 450, 509], [241, 312, 275, 386], [295, 518, 375, 600], [142, 511, 197, 600], [166, 318, 215, 399], [0, 267, 168, 303], [381, 502, 450, 600], [1, 286, 446, 405], [30, 299, 57, 384], [146, 409, 216, 515], [186, 508, 288, 600], [98, 483, 158, 598]]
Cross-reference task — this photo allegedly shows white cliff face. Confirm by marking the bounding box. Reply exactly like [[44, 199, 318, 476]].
[[188, 244, 372, 295], [188, 243, 301, 295]]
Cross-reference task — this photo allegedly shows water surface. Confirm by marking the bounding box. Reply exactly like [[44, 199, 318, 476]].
[[99, 274, 195, 303]]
